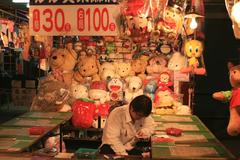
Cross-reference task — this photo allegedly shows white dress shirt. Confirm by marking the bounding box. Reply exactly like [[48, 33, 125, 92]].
[[101, 105, 155, 155]]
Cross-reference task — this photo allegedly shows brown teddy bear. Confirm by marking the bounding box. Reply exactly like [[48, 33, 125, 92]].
[[74, 55, 100, 84], [212, 61, 240, 136], [31, 80, 72, 112], [41, 48, 78, 87]]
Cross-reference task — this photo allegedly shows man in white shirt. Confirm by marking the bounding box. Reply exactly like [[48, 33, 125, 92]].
[[99, 95, 155, 156]]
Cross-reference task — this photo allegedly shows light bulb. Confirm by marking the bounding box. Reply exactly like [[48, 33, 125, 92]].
[[190, 17, 198, 29], [232, 2, 240, 24]]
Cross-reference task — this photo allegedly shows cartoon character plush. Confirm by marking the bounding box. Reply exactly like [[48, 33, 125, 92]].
[[31, 81, 72, 112], [42, 48, 78, 87], [157, 72, 173, 91], [212, 63, 240, 136], [74, 55, 100, 84], [168, 51, 187, 71], [146, 56, 168, 79], [124, 76, 144, 103], [157, 5, 183, 41], [154, 89, 175, 114], [122, 0, 152, 43], [181, 39, 206, 75], [107, 78, 124, 101], [88, 81, 110, 104]]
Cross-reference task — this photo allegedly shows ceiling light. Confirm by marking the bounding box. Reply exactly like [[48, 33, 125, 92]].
[[12, 0, 29, 3]]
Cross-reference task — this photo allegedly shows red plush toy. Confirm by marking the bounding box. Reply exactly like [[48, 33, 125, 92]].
[[212, 62, 240, 136]]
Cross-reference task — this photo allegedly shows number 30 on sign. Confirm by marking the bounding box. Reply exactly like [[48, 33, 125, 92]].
[[29, 5, 119, 36]]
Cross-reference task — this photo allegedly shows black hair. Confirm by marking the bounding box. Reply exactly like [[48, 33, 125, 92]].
[[130, 95, 152, 117]]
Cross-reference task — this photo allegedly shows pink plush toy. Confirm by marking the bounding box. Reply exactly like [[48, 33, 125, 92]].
[[212, 62, 240, 136]]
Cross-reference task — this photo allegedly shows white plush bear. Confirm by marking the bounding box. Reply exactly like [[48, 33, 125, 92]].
[[124, 76, 144, 103], [115, 62, 133, 79], [99, 62, 119, 81], [71, 83, 89, 100], [99, 62, 115, 73]]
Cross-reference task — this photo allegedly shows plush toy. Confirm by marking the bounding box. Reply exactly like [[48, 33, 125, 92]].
[[131, 58, 148, 80], [157, 72, 173, 91], [44, 135, 66, 153], [157, 4, 183, 41], [123, 0, 152, 40], [71, 83, 89, 100], [168, 51, 187, 71], [74, 55, 100, 84], [143, 79, 158, 101], [42, 48, 78, 87], [146, 56, 168, 79], [212, 63, 240, 136], [124, 76, 144, 103], [153, 88, 177, 114], [114, 61, 133, 79], [181, 39, 206, 75], [88, 81, 110, 104], [107, 78, 124, 101], [31, 81, 72, 112], [99, 62, 119, 81]]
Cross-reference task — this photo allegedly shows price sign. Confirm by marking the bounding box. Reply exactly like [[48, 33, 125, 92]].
[[29, 5, 120, 36]]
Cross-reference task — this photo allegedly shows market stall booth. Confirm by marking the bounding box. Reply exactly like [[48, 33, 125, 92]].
[[0, 0, 238, 159]]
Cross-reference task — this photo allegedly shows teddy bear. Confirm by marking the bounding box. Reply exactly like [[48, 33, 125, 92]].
[[74, 55, 100, 84], [41, 48, 78, 87], [71, 83, 89, 100], [124, 76, 144, 103], [99, 62, 119, 81], [212, 62, 240, 136], [31, 80, 72, 112], [114, 61, 134, 79]]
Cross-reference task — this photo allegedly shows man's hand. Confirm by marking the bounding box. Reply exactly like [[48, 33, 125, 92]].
[[136, 130, 148, 139]]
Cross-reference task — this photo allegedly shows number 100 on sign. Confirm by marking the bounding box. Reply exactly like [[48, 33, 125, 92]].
[[29, 5, 119, 36]]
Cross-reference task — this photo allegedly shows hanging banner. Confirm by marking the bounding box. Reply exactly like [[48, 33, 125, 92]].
[[29, 0, 120, 36]]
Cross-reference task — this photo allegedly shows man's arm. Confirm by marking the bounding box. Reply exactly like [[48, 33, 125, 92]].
[[137, 116, 155, 137]]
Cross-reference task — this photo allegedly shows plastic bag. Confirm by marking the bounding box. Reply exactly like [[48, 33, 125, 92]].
[[72, 100, 96, 128]]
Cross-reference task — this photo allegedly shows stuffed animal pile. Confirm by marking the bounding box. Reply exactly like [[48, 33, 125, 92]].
[[31, 0, 207, 128]]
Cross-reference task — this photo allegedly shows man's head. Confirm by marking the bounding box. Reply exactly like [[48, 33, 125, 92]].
[[129, 95, 152, 121]]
